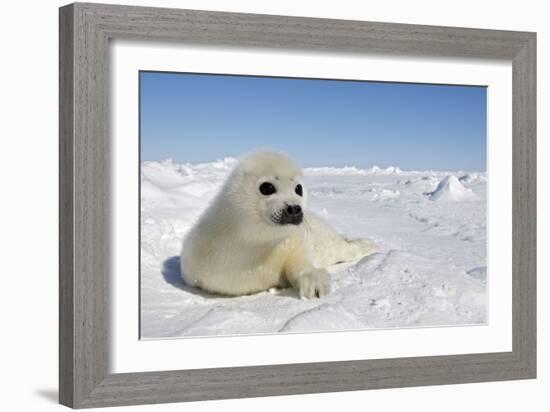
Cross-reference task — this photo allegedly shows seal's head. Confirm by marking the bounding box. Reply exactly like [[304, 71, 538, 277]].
[[227, 150, 307, 230]]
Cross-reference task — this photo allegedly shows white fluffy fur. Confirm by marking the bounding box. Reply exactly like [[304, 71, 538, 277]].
[[180, 151, 375, 299]]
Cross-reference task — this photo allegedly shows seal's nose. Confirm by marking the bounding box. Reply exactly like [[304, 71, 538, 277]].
[[281, 204, 303, 225], [285, 204, 302, 216]]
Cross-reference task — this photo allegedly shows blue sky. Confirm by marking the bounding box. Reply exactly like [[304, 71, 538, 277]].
[[140, 71, 486, 171]]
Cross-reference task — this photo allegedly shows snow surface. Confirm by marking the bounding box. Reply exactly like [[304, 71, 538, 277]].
[[140, 158, 487, 338], [426, 175, 477, 202]]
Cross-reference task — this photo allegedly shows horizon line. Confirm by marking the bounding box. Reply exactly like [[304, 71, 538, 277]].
[[141, 157, 487, 174]]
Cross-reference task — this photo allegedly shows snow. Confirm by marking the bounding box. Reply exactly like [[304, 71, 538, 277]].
[[305, 165, 402, 176], [427, 175, 477, 202], [140, 158, 487, 338]]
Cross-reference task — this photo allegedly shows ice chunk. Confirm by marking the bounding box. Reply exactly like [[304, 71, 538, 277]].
[[427, 175, 476, 202]]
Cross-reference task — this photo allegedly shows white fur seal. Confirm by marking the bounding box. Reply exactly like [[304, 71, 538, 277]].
[[180, 151, 375, 299]]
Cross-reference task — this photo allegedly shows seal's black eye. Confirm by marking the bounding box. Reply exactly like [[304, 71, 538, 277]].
[[259, 182, 276, 196], [295, 184, 303, 197]]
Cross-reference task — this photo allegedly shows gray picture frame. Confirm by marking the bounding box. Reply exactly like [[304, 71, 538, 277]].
[[59, 2, 536, 408]]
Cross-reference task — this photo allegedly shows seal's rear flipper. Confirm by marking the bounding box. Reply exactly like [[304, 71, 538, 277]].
[[343, 237, 376, 262]]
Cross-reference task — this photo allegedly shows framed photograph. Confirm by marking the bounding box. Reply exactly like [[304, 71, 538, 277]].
[[59, 2, 536, 408]]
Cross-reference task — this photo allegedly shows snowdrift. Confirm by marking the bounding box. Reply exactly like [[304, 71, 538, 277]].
[[427, 175, 477, 202]]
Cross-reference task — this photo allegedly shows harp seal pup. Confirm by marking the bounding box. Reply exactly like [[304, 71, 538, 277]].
[[180, 151, 375, 299]]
